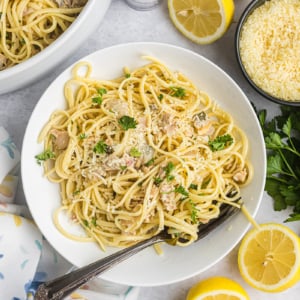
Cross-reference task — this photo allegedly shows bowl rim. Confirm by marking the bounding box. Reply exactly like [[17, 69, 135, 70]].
[[0, 0, 111, 95], [235, 0, 300, 107], [0, 0, 93, 78]]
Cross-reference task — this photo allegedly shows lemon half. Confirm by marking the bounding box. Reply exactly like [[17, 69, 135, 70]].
[[238, 223, 300, 292], [186, 276, 250, 300], [168, 0, 235, 45]]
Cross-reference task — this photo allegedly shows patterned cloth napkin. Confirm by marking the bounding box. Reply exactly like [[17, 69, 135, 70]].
[[0, 127, 139, 300]]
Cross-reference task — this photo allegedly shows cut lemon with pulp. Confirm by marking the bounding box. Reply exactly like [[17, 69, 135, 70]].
[[168, 0, 235, 44], [186, 276, 250, 300], [238, 223, 300, 292]]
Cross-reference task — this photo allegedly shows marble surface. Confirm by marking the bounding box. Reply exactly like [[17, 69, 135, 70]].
[[0, 0, 299, 299]]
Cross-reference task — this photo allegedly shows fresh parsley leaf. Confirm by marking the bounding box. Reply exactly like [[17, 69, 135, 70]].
[[164, 162, 174, 174], [285, 213, 300, 222], [92, 88, 107, 105], [170, 86, 186, 98], [258, 106, 300, 222], [93, 140, 109, 154], [97, 88, 107, 96], [79, 133, 87, 140], [92, 96, 103, 105], [118, 116, 137, 130], [208, 134, 233, 152], [267, 154, 284, 176], [91, 217, 97, 226], [154, 177, 163, 185], [35, 149, 55, 165], [145, 158, 155, 166], [189, 183, 198, 190], [175, 185, 189, 197], [164, 162, 175, 181], [158, 94, 163, 101], [125, 73, 131, 78], [188, 199, 198, 224], [129, 147, 141, 157], [73, 190, 81, 196]]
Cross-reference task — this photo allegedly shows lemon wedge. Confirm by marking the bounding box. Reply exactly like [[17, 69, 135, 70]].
[[238, 223, 300, 292], [186, 276, 250, 300], [168, 0, 235, 45]]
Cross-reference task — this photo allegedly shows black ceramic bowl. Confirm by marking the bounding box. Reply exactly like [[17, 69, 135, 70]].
[[235, 0, 300, 106]]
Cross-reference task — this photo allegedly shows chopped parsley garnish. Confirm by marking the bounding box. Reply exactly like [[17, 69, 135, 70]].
[[175, 185, 189, 197], [92, 96, 103, 105], [98, 88, 107, 95], [145, 158, 155, 167], [92, 88, 107, 105], [164, 162, 175, 181], [129, 147, 141, 157], [120, 165, 127, 171], [91, 217, 97, 226], [189, 183, 198, 190], [83, 217, 97, 228], [118, 115, 137, 130], [164, 162, 175, 173], [125, 73, 131, 78], [208, 134, 233, 152], [79, 133, 87, 140], [93, 140, 110, 154], [35, 149, 55, 165], [158, 94, 164, 101], [189, 199, 198, 224], [154, 177, 163, 185], [170, 86, 186, 98]]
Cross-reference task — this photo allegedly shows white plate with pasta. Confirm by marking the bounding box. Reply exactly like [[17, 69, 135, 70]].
[[22, 42, 266, 286]]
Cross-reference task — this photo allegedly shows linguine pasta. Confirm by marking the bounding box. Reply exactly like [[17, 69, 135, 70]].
[[37, 57, 253, 251], [0, 0, 87, 70]]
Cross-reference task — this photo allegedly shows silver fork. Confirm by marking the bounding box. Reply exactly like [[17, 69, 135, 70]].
[[34, 203, 241, 300]]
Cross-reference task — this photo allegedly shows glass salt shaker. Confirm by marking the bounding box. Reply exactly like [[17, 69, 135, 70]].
[[124, 0, 162, 10]]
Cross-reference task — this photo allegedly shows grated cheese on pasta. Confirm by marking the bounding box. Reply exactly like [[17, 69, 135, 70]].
[[239, 0, 300, 102]]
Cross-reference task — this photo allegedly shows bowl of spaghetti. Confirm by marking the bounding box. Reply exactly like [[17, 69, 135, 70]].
[[0, 0, 111, 95], [22, 42, 266, 286]]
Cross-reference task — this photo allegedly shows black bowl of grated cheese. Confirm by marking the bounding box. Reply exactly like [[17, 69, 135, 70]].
[[235, 0, 300, 106]]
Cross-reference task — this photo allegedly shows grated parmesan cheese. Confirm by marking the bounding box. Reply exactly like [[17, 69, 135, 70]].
[[239, 0, 300, 102]]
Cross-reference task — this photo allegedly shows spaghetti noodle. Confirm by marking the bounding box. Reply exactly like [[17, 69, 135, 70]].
[[37, 57, 253, 251], [0, 0, 87, 70]]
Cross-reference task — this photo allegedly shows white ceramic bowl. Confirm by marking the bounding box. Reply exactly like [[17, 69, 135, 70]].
[[22, 42, 266, 287], [0, 0, 111, 95]]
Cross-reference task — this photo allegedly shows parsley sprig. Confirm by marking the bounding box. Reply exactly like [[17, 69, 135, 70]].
[[258, 106, 300, 222], [35, 149, 55, 165], [208, 134, 233, 152], [118, 115, 137, 130], [93, 140, 113, 154], [170, 86, 186, 98], [92, 88, 107, 105]]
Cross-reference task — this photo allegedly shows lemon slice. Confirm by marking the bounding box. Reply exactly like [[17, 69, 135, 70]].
[[186, 276, 250, 300], [238, 223, 300, 292], [168, 0, 235, 45]]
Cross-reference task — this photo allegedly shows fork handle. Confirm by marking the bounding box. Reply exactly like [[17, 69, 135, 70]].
[[34, 234, 162, 300]]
